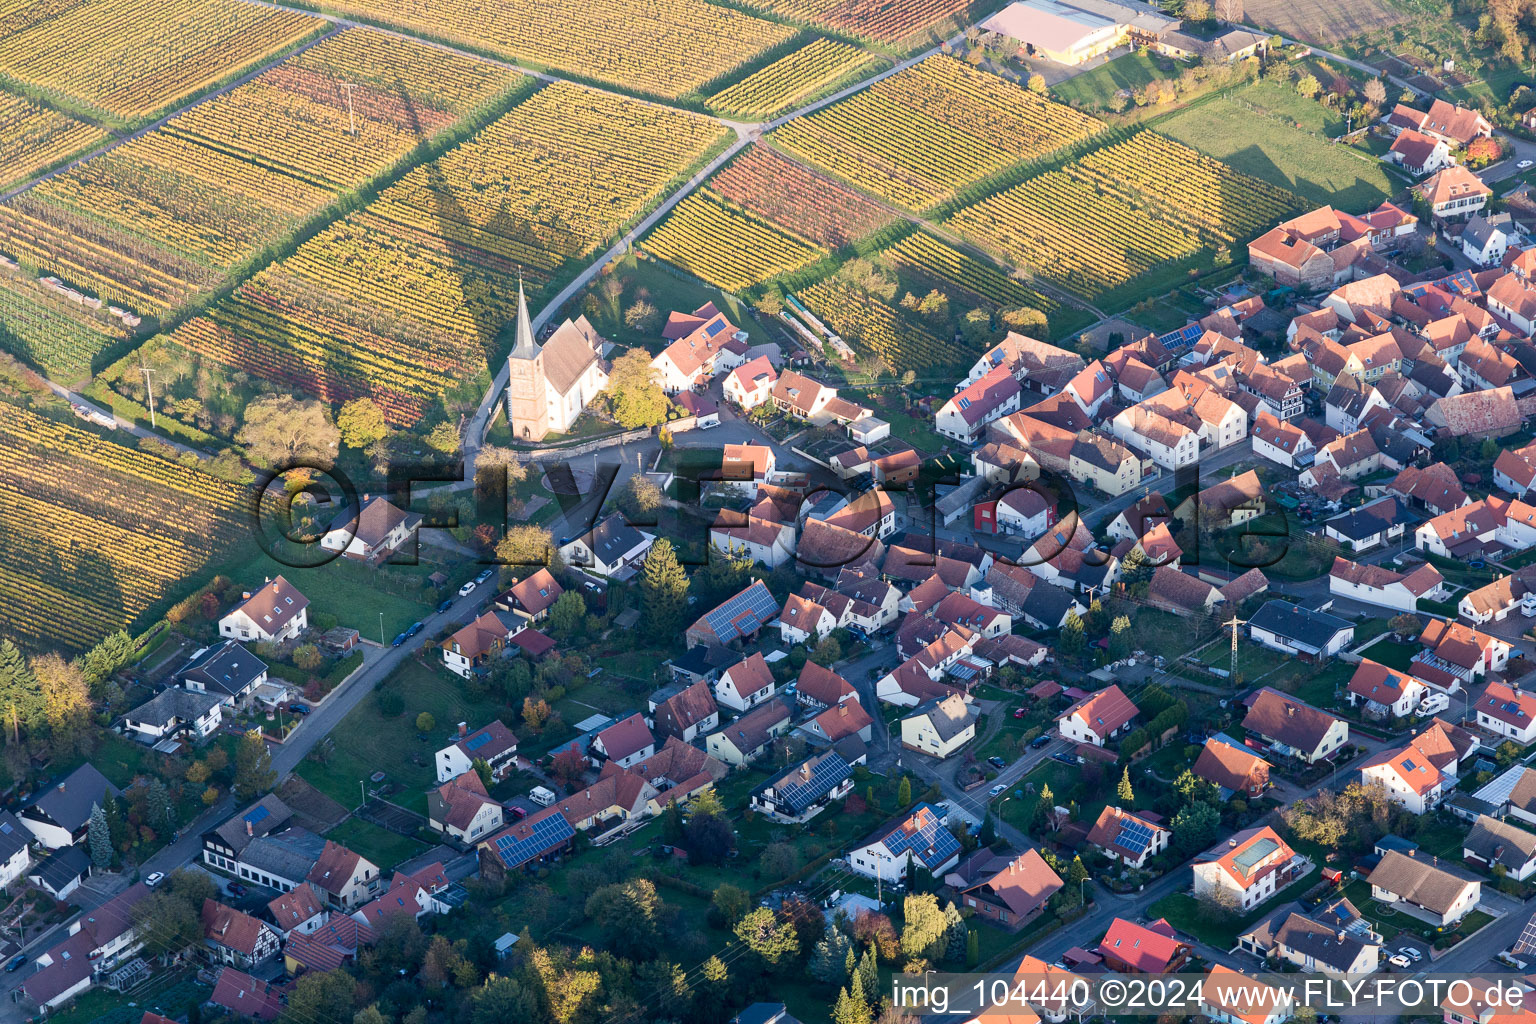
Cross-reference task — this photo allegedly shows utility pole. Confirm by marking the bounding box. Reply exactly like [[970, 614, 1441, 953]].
[[138, 364, 157, 429], [341, 82, 357, 136], [1222, 614, 1248, 683], [378, 611, 384, 646]]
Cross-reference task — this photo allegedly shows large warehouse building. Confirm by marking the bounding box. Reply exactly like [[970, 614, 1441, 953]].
[[978, 0, 1175, 65]]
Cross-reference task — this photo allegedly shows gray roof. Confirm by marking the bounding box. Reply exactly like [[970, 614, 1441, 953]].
[[241, 827, 327, 883], [1324, 496, 1412, 542], [1367, 849, 1479, 914], [755, 751, 852, 815], [1275, 913, 1373, 971], [1465, 211, 1515, 250], [28, 845, 87, 895], [1249, 600, 1353, 651], [906, 695, 978, 743], [209, 795, 295, 857], [180, 641, 268, 698], [26, 763, 120, 833], [1464, 813, 1536, 870], [0, 811, 29, 865], [583, 513, 650, 567], [125, 687, 222, 729]]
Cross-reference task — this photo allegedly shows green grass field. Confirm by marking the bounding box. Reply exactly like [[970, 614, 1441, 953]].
[[296, 659, 508, 816], [325, 815, 429, 872], [1050, 52, 1182, 110], [1154, 84, 1397, 209], [229, 553, 447, 643]]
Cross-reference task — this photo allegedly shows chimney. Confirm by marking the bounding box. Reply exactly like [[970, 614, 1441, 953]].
[[800, 764, 811, 781], [1228, 839, 1237, 848], [458, 722, 468, 737], [241, 591, 251, 600], [57, 782, 64, 792], [247, 819, 254, 836], [1337, 930, 1346, 942]]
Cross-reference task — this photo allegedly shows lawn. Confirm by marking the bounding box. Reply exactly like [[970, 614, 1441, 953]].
[[576, 254, 757, 350], [295, 658, 508, 816], [1129, 608, 1204, 662], [231, 552, 447, 643], [45, 969, 208, 1024], [1154, 84, 1397, 209], [1050, 51, 1183, 109], [325, 815, 429, 872], [1366, 638, 1421, 672], [1195, 634, 1287, 680]]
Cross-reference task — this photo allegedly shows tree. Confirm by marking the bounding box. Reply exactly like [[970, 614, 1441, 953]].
[[548, 591, 587, 636], [88, 802, 112, 869], [522, 696, 552, 731], [942, 901, 968, 963], [605, 350, 670, 429], [0, 641, 41, 742], [1185, 0, 1211, 19], [1001, 306, 1048, 331], [233, 729, 276, 802], [585, 878, 661, 960], [685, 812, 734, 865], [415, 712, 436, 734], [31, 652, 88, 740], [237, 395, 340, 468], [662, 797, 685, 843], [1117, 766, 1134, 805], [966, 927, 979, 966], [711, 883, 750, 927], [368, 913, 427, 977], [1389, 613, 1421, 639], [809, 635, 842, 666], [623, 299, 659, 331], [979, 813, 997, 847], [760, 842, 801, 880], [146, 779, 177, 838], [900, 894, 948, 964], [1059, 610, 1085, 656], [548, 744, 585, 787], [337, 398, 388, 449], [134, 870, 217, 961], [735, 907, 799, 967], [616, 476, 663, 523], [283, 968, 358, 1024], [495, 526, 560, 570], [834, 982, 874, 1024], [1026, 73, 1046, 93], [1172, 800, 1222, 854], [425, 421, 461, 454], [471, 757, 492, 789], [640, 538, 690, 640], [1173, 769, 1220, 806], [1296, 73, 1320, 98], [1364, 77, 1387, 107], [292, 644, 323, 672], [811, 929, 854, 985]]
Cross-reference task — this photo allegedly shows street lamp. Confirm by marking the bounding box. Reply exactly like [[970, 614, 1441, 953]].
[[379, 612, 384, 646]]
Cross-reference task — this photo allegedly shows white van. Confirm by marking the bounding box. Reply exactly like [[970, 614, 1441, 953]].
[[529, 785, 556, 807], [1415, 692, 1450, 718]]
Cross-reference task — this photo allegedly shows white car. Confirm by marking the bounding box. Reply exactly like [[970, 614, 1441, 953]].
[[1400, 946, 1423, 962], [457, 580, 477, 597], [1520, 159, 1533, 169], [144, 872, 165, 888], [1388, 953, 1412, 969], [989, 784, 1007, 797]]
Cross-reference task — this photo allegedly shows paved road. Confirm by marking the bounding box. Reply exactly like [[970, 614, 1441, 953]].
[[41, 381, 205, 456]]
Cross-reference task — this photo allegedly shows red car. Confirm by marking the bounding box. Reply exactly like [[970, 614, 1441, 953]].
[[1012, 708, 1026, 719], [509, 806, 529, 820]]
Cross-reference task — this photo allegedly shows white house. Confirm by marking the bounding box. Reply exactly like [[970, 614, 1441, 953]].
[[1247, 601, 1354, 661], [1346, 660, 1428, 720], [559, 514, 655, 577], [1462, 211, 1519, 267], [434, 721, 519, 784], [589, 713, 656, 769], [427, 773, 505, 844], [935, 365, 1021, 444], [1251, 410, 1315, 470], [1328, 557, 1446, 614], [847, 803, 960, 884], [651, 305, 746, 393], [723, 356, 778, 409], [1056, 685, 1137, 747], [1201, 966, 1293, 1024], [714, 653, 777, 712], [218, 576, 309, 643], [1192, 826, 1302, 912], [1360, 745, 1444, 814], [1368, 849, 1480, 926], [1111, 404, 1199, 471], [121, 687, 224, 744], [319, 496, 422, 563], [1475, 681, 1536, 744], [1464, 814, 1536, 881], [1086, 805, 1168, 870], [0, 812, 31, 891], [778, 593, 836, 645], [994, 486, 1052, 538]]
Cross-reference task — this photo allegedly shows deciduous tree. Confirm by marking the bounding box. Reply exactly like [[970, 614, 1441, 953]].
[[337, 398, 388, 449], [233, 728, 276, 802], [237, 395, 339, 468]]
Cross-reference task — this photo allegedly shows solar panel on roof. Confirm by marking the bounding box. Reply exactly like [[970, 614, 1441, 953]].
[[246, 806, 270, 825], [706, 320, 727, 337], [704, 583, 777, 643], [465, 732, 492, 751]]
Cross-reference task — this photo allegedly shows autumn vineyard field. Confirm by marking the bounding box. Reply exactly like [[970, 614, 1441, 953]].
[[776, 55, 1104, 209], [642, 190, 829, 291], [0, 29, 522, 381], [324, 0, 795, 100], [166, 81, 727, 425], [948, 131, 1302, 301], [0, 404, 247, 652], [799, 277, 961, 375], [0, 0, 324, 122], [710, 145, 894, 248], [707, 38, 876, 120], [0, 90, 109, 189], [739, 0, 974, 44]]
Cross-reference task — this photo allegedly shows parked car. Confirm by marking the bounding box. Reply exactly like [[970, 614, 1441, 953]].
[[1400, 946, 1423, 962], [1521, 159, 1533, 169], [4, 955, 26, 972], [988, 784, 1006, 797], [227, 883, 248, 897], [508, 806, 528, 820], [437, 598, 453, 613], [1012, 708, 1025, 719], [391, 632, 408, 647], [1388, 953, 1412, 969], [1051, 752, 1078, 767], [475, 568, 494, 583], [145, 872, 165, 889], [288, 703, 310, 716], [986, 756, 1007, 770], [458, 580, 477, 597], [1030, 734, 1052, 749], [406, 621, 425, 637]]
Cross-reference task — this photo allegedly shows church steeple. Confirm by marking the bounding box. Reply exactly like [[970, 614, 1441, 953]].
[[509, 275, 538, 360]]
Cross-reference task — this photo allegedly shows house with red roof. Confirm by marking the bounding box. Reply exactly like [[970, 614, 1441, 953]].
[[958, 849, 1062, 931], [1359, 741, 1445, 814], [651, 303, 747, 393], [202, 898, 281, 968], [1192, 738, 1270, 799], [1192, 825, 1301, 912], [1200, 965, 1293, 1024], [723, 355, 778, 409], [1056, 685, 1137, 747], [1345, 659, 1429, 719], [935, 364, 1022, 444], [713, 651, 777, 712], [267, 883, 328, 939], [283, 913, 373, 975], [426, 771, 505, 844], [1097, 917, 1190, 973], [219, 575, 309, 643], [305, 840, 379, 910], [1086, 805, 1169, 869], [588, 712, 656, 769], [435, 720, 518, 784], [500, 568, 563, 624], [209, 967, 284, 1021], [1474, 681, 1536, 744], [1388, 128, 1451, 176]]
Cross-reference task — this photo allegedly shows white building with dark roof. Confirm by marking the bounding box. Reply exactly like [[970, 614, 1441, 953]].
[[219, 575, 309, 643]]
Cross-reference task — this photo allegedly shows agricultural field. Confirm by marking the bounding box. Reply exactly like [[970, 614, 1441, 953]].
[[738, 0, 973, 45], [0, 0, 325, 123], [323, 0, 794, 100], [1154, 84, 1397, 209], [165, 82, 727, 425], [798, 276, 964, 375], [949, 131, 1300, 303], [707, 38, 877, 120], [641, 190, 828, 291], [0, 402, 247, 652], [1243, 0, 1407, 47], [879, 231, 1065, 329], [775, 55, 1104, 209], [0, 91, 109, 190], [0, 29, 523, 380], [709, 144, 895, 247]]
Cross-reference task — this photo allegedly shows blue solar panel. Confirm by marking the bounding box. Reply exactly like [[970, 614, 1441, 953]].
[[494, 813, 575, 868], [775, 753, 851, 814], [880, 804, 961, 870], [705, 319, 727, 337], [246, 806, 270, 825], [1117, 819, 1154, 855], [465, 732, 492, 751], [704, 582, 778, 643], [1156, 322, 1203, 353]]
